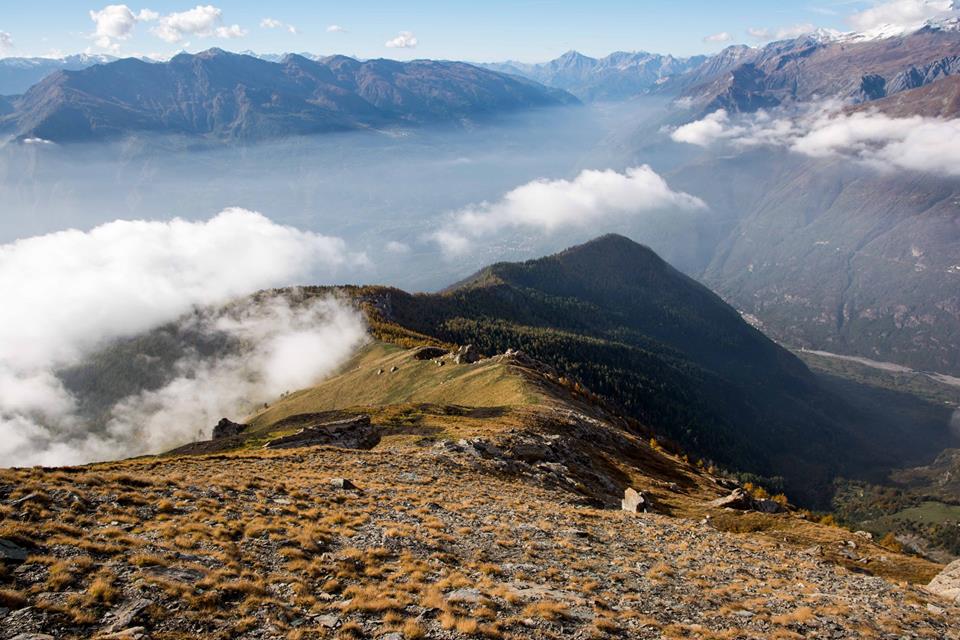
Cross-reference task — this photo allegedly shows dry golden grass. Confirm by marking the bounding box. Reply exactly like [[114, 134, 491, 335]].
[[0, 587, 28, 609], [402, 618, 427, 639], [521, 600, 570, 621], [0, 371, 953, 640], [771, 606, 816, 625]]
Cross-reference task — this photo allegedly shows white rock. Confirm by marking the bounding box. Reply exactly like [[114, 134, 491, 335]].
[[927, 559, 960, 603]]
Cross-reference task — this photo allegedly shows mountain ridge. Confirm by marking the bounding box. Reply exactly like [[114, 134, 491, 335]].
[[0, 48, 579, 142], [55, 234, 957, 508], [348, 235, 957, 506], [479, 50, 707, 100], [1, 332, 953, 638], [671, 26, 960, 114]]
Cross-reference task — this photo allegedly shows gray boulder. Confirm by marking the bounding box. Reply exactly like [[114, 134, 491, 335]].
[[708, 488, 755, 510], [927, 559, 960, 603], [622, 487, 653, 513], [0, 539, 29, 564], [102, 598, 153, 634], [330, 478, 358, 491], [755, 499, 785, 514]]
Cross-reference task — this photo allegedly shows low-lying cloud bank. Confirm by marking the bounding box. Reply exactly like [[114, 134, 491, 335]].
[[0, 208, 369, 467], [671, 106, 960, 176], [104, 295, 368, 460], [430, 166, 706, 257]]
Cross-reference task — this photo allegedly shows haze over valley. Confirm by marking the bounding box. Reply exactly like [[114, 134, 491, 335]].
[[3, 2, 960, 638]]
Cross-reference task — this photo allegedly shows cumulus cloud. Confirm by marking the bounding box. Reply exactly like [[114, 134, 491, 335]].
[[703, 32, 733, 43], [671, 109, 744, 146], [0, 208, 369, 467], [848, 0, 958, 34], [261, 17, 297, 34], [151, 5, 247, 43], [385, 31, 418, 48], [0, 31, 13, 53], [429, 166, 706, 258], [89, 4, 157, 50], [327, 25, 347, 33], [671, 105, 960, 176]]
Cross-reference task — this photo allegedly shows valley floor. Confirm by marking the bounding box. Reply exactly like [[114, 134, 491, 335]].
[[1, 442, 957, 640]]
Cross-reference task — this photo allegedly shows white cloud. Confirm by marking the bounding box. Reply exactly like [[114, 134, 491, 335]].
[[777, 23, 817, 38], [385, 240, 411, 254], [261, 17, 297, 34], [671, 105, 960, 176], [0, 208, 369, 467], [89, 4, 157, 50], [746, 23, 816, 41], [703, 32, 733, 43], [671, 109, 745, 146], [327, 24, 347, 33], [848, 0, 958, 33], [151, 5, 247, 43], [429, 166, 706, 258], [0, 31, 13, 53], [385, 31, 418, 48], [103, 295, 368, 460], [214, 24, 247, 39]]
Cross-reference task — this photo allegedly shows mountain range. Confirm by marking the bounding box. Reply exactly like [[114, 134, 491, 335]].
[[3, 18, 958, 142], [62, 235, 957, 507], [687, 152, 960, 377], [3, 257, 955, 638], [673, 20, 960, 115], [0, 49, 577, 142], [605, 22, 960, 377], [479, 50, 707, 101], [0, 53, 119, 95]]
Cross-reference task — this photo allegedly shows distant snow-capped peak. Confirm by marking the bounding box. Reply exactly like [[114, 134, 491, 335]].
[[839, 15, 960, 42]]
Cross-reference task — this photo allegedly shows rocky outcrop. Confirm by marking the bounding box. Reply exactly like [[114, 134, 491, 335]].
[[927, 559, 960, 603], [708, 488, 785, 513], [454, 344, 481, 364], [431, 423, 625, 507], [262, 415, 378, 450], [412, 346, 448, 360], [212, 418, 247, 440]]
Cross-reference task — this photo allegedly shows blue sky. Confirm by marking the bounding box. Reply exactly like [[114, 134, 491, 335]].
[[0, 1, 915, 61]]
